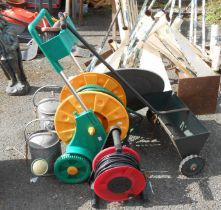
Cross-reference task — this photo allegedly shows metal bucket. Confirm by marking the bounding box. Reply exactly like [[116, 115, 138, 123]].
[[33, 85, 60, 129], [25, 119, 62, 176]]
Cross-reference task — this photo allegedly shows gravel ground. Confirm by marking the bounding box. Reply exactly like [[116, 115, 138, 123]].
[[1, 7, 221, 210]]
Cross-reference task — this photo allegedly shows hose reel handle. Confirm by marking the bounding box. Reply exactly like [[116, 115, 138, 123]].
[[58, 12, 67, 30], [111, 126, 122, 153]]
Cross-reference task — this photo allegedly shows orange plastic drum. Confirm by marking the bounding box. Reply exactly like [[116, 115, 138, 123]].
[[55, 91, 129, 144], [59, 72, 127, 106]]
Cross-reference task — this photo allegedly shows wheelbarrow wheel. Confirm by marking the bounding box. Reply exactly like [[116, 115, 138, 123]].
[[179, 155, 205, 177]]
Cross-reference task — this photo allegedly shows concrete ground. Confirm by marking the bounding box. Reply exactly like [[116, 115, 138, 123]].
[[1, 7, 221, 210]]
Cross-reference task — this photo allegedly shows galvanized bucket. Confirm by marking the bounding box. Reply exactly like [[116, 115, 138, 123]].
[[33, 85, 60, 130], [25, 119, 62, 176]]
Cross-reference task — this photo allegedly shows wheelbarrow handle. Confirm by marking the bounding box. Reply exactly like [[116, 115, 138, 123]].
[[32, 85, 61, 107]]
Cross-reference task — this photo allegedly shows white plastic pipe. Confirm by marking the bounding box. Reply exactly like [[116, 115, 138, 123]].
[[193, 0, 197, 45], [211, 45, 221, 71], [189, 0, 194, 43], [202, 0, 206, 53], [210, 24, 219, 59]]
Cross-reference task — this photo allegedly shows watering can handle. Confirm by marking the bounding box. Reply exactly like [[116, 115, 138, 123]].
[[32, 85, 61, 107], [24, 119, 56, 141]]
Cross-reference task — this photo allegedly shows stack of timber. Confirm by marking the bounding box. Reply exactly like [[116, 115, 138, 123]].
[[88, 0, 220, 115]]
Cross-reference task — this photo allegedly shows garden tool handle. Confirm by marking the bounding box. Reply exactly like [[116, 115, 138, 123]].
[[32, 85, 61, 107]]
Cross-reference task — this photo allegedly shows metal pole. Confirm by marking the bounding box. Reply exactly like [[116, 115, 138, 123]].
[[70, 51, 84, 72], [169, 0, 176, 24], [193, 0, 197, 45], [178, 0, 181, 15], [202, 0, 206, 52], [189, 0, 194, 43], [148, 0, 156, 10], [87, 7, 121, 71], [59, 71, 88, 112]]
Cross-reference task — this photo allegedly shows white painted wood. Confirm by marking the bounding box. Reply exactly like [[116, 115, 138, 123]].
[[114, 0, 127, 40], [146, 34, 194, 76], [92, 46, 126, 73], [93, 29, 129, 73], [123, 12, 169, 67], [108, 40, 120, 51], [158, 24, 210, 63], [170, 27, 216, 76], [210, 24, 219, 59], [140, 44, 172, 91], [211, 45, 221, 71], [171, 16, 183, 30]]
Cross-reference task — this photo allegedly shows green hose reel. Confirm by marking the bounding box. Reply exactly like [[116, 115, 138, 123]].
[[29, 11, 130, 184]]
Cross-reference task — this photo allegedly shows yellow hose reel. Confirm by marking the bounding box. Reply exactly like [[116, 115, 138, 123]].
[[55, 91, 129, 144], [59, 72, 127, 106]]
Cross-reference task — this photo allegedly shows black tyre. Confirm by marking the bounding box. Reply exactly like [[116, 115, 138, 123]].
[[179, 155, 205, 177]]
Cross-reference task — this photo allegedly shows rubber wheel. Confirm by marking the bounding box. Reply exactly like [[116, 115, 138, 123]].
[[179, 155, 205, 177], [54, 153, 91, 184]]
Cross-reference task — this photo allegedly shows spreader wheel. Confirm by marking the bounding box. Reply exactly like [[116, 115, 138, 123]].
[[59, 72, 127, 106], [54, 153, 91, 184], [55, 91, 129, 144], [179, 155, 205, 177]]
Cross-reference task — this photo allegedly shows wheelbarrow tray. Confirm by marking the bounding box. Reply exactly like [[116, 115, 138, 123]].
[[144, 91, 210, 158]]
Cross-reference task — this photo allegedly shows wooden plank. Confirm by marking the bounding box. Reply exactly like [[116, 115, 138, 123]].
[[65, 0, 72, 16], [156, 25, 214, 76], [140, 44, 172, 91], [145, 34, 194, 77]]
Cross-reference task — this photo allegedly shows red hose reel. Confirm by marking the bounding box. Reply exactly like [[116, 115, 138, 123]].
[[91, 127, 147, 204]]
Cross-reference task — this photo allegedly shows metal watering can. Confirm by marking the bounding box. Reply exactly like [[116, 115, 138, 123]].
[[33, 85, 60, 130], [24, 119, 62, 176]]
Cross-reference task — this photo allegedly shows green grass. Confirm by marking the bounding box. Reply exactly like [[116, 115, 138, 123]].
[[206, 0, 221, 24]]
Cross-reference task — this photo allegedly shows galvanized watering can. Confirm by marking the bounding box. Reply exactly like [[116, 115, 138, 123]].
[[24, 119, 62, 176], [33, 85, 60, 129]]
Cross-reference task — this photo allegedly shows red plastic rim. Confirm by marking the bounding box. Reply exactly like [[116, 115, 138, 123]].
[[92, 146, 141, 171], [94, 166, 146, 202]]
